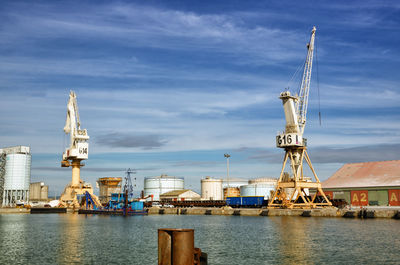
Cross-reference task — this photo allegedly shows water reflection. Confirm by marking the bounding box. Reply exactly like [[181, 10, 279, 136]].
[[271, 216, 315, 264], [1, 214, 399, 264], [57, 213, 82, 264]]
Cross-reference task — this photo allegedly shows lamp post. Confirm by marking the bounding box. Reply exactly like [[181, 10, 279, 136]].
[[224, 154, 230, 197]]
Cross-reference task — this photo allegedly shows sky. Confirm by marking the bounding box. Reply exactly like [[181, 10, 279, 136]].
[[0, 0, 399, 196]]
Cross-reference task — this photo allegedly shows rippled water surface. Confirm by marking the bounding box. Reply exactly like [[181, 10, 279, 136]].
[[0, 214, 399, 264]]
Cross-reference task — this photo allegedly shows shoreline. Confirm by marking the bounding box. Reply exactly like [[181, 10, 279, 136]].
[[1, 206, 399, 219], [147, 206, 400, 218]]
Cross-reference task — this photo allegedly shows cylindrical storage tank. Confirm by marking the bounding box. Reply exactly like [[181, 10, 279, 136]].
[[4, 154, 31, 191], [201, 177, 223, 200], [240, 183, 277, 199], [249, 177, 277, 185], [144, 175, 184, 201], [224, 187, 240, 199], [222, 178, 248, 189]]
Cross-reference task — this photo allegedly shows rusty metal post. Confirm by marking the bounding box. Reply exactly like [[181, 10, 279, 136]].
[[158, 228, 194, 265]]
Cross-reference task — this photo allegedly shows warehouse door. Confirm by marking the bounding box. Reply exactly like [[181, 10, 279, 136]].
[[389, 190, 400, 206], [351, 190, 368, 206]]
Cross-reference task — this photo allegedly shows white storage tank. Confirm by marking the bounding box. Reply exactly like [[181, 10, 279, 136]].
[[144, 174, 184, 201], [1, 146, 31, 206], [222, 178, 249, 189], [240, 183, 277, 199], [201, 177, 223, 200], [249, 177, 277, 185]]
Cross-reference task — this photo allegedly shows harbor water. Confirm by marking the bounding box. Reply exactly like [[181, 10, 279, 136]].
[[0, 214, 399, 264]]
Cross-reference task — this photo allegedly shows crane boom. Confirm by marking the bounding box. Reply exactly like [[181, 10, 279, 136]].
[[297, 26, 316, 134]]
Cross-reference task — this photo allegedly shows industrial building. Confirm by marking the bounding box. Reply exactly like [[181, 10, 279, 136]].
[[29, 182, 48, 202], [160, 189, 201, 201], [0, 146, 31, 207], [144, 174, 184, 201], [322, 160, 400, 206], [97, 177, 122, 204]]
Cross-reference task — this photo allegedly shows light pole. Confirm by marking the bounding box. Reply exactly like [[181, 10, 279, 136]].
[[224, 153, 230, 197]]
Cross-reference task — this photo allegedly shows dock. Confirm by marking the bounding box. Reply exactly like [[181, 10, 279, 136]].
[[147, 206, 400, 219]]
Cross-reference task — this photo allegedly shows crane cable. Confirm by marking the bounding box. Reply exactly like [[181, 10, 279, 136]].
[[287, 60, 305, 93]]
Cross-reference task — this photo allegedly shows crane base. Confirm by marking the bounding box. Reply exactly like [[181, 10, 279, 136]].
[[59, 181, 100, 209], [268, 147, 332, 209]]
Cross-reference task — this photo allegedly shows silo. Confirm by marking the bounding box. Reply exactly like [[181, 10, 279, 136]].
[[40, 185, 48, 201], [201, 177, 223, 200], [144, 174, 184, 201], [2, 147, 31, 206], [29, 182, 48, 201]]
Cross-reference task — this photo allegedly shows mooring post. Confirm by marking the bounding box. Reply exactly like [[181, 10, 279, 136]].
[[158, 228, 194, 265]]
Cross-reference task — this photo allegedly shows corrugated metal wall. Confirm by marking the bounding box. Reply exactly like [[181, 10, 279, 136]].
[[325, 188, 400, 206], [368, 190, 388, 206], [333, 191, 350, 204]]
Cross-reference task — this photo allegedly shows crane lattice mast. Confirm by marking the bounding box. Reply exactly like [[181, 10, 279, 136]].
[[124, 168, 136, 199], [297, 26, 316, 135]]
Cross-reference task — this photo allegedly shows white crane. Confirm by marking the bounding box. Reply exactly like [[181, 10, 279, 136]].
[[62, 91, 89, 164], [61, 91, 89, 187], [269, 27, 331, 208], [60, 91, 100, 208], [277, 26, 315, 146]]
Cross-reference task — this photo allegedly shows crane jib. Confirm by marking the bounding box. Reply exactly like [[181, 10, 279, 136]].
[[277, 26, 316, 147]]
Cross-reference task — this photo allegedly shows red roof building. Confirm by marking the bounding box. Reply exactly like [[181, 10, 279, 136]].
[[322, 160, 400, 206]]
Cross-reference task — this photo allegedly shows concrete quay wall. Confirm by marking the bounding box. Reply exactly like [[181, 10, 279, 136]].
[[147, 207, 400, 219], [0, 208, 30, 214]]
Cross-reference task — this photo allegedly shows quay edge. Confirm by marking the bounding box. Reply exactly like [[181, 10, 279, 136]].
[[147, 207, 400, 218]]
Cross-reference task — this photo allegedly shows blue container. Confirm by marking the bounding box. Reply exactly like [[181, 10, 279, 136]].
[[130, 201, 144, 211], [226, 196, 264, 207]]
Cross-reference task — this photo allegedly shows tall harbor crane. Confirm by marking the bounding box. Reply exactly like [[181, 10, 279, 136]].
[[268, 26, 332, 208], [59, 91, 100, 208]]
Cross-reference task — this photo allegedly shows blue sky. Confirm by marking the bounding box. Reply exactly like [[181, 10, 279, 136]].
[[1, 0, 399, 195]]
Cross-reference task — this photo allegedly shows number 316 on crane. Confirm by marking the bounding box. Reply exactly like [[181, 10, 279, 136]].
[[276, 133, 307, 148]]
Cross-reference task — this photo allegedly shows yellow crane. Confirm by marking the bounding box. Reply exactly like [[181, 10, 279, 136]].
[[268, 27, 332, 209]]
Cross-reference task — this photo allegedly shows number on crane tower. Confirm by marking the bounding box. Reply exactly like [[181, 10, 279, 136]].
[[276, 133, 305, 147], [79, 147, 88, 154]]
